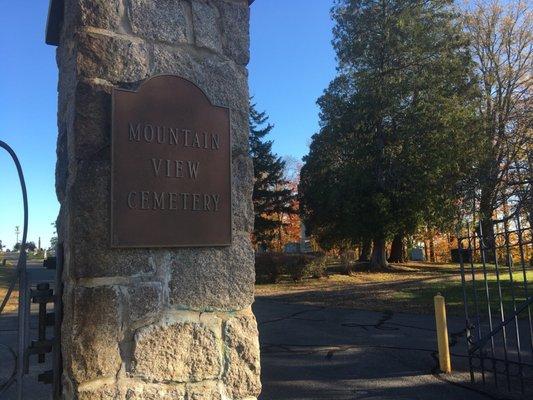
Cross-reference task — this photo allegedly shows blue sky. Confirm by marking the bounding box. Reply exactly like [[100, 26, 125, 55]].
[[0, 0, 336, 249]]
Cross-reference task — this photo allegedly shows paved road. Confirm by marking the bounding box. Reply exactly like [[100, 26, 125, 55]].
[[25, 260, 56, 284], [1, 265, 530, 399], [253, 297, 529, 400]]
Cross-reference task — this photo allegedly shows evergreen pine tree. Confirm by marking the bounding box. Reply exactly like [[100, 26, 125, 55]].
[[249, 103, 296, 249], [299, 0, 477, 269]]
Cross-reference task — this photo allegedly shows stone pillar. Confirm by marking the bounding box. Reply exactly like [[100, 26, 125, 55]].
[[54, 1, 260, 399]]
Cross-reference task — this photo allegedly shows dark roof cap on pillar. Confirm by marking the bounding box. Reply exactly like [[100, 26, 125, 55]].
[[45, 0, 63, 46], [46, 0, 255, 46]]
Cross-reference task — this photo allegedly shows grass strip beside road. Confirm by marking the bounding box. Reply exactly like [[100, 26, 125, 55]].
[[0, 263, 18, 314], [255, 263, 533, 317]]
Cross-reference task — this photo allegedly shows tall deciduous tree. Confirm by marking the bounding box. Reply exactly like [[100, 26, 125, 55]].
[[464, 0, 532, 241], [300, 0, 477, 269], [250, 103, 296, 248], [14, 241, 35, 252], [280, 156, 303, 247]]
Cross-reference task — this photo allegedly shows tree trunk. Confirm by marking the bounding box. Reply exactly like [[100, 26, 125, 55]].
[[479, 194, 496, 262], [388, 233, 405, 263], [277, 213, 283, 252], [429, 236, 435, 263], [525, 156, 533, 231], [359, 239, 372, 262], [424, 240, 430, 262], [370, 238, 389, 270]]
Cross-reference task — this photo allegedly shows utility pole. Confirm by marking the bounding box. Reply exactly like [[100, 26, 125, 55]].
[[15, 225, 20, 246]]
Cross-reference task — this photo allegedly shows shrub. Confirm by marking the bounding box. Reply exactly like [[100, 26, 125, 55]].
[[306, 255, 328, 278], [255, 252, 328, 283], [286, 255, 310, 282], [340, 250, 357, 274], [255, 253, 284, 284]]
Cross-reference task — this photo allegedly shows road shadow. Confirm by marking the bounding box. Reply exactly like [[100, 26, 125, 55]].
[[254, 295, 531, 400]]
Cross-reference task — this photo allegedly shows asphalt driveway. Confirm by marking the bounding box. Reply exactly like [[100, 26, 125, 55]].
[[253, 297, 530, 400], [1, 264, 530, 399]]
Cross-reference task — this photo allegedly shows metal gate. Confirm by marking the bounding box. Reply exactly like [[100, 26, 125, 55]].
[[457, 209, 533, 395], [0, 140, 62, 399]]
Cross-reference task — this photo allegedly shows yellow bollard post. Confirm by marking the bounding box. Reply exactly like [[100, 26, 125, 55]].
[[434, 293, 452, 373]]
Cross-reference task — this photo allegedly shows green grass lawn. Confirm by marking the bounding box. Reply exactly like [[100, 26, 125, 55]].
[[256, 262, 533, 317], [407, 268, 533, 319]]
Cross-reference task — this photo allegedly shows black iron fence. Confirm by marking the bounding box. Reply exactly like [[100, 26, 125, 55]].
[[0, 140, 62, 399], [457, 210, 533, 395]]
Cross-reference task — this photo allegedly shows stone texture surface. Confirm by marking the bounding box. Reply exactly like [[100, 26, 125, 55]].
[[168, 232, 255, 311], [68, 159, 155, 278], [215, 0, 250, 65], [223, 311, 262, 399], [78, 0, 122, 31], [133, 320, 222, 382], [69, 286, 123, 383], [192, 0, 222, 52], [70, 81, 112, 162], [230, 108, 251, 156], [125, 384, 186, 400], [56, 0, 259, 397], [61, 0, 122, 40], [127, 0, 190, 44], [149, 45, 249, 112], [126, 282, 163, 322], [186, 381, 223, 400], [78, 385, 119, 400], [77, 32, 150, 83], [124, 381, 223, 400], [232, 155, 255, 233]]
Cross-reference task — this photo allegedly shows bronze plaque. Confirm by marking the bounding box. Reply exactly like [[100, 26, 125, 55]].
[[111, 75, 231, 248]]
